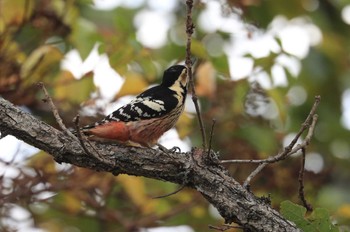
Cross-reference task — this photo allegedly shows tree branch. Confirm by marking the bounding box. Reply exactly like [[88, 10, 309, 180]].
[[0, 97, 299, 231], [185, 0, 207, 149]]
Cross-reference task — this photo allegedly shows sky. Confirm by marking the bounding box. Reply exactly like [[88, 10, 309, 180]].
[[2, 0, 350, 231]]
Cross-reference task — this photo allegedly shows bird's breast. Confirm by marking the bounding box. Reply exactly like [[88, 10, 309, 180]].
[[127, 105, 184, 147]]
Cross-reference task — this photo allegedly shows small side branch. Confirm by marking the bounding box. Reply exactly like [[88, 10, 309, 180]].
[[73, 115, 112, 165], [38, 82, 112, 166], [152, 184, 186, 199], [298, 147, 313, 211], [209, 224, 243, 231], [222, 96, 320, 165], [207, 118, 216, 157], [243, 163, 267, 189], [220, 96, 320, 189], [37, 82, 77, 141]]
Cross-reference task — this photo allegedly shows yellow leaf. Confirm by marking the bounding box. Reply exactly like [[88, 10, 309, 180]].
[[174, 190, 192, 203], [62, 192, 82, 214], [176, 113, 194, 138], [53, 71, 95, 110], [28, 151, 56, 174], [195, 62, 217, 98], [116, 72, 148, 98], [191, 205, 206, 218], [337, 204, 350, 219], [0, 0, 34, 26], [117, 175, 155, 214], [39, 220, 64, 232], [0, 18, 5, 34]]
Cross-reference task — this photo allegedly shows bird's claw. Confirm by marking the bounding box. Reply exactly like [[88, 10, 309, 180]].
[[157, 144, 181, 153], [169, 146, 181, 153]]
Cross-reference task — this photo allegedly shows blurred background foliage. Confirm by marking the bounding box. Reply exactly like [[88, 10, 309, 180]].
[[1, 0, 350, 231]]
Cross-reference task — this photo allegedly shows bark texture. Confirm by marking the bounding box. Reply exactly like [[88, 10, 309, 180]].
[[0, 97, 299, 231]]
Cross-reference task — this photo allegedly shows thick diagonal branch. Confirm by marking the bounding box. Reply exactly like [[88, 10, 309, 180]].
[[0, 97, 299, 232]]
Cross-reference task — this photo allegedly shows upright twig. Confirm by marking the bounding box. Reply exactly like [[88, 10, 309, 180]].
[[38, 82, 111, 165], [298, 147, 313, 211], [73, 115, 111, 165], [207, 118, 216, 157], [185, 0, 207, 149], [37, 82, 78, 141]]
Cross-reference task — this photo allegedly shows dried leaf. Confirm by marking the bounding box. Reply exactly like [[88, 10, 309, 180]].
[[195, 62, 216, 98]]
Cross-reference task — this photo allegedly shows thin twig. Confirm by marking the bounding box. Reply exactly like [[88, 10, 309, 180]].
[[38, 82, 111, 165], [207, 118, 216, 157], [152, 184, 186, 199], [243, 163, 267, 189], [153, 147, 195, 198], [239, 96, 320, 188], [37, 82, 77, 140], [185, 0, 207, 149], [208, 224, 242, 231], [279, 95, 320, 156], [243, 114, 318, 188], [221, 96, 321, 164], [298, 147, 313, 211], [73, 115, 110, 164], [73, 115, 94, 154], [226, 113, 319, 166]]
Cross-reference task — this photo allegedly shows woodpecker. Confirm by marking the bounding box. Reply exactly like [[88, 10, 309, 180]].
[[79, 65, 188, 147]]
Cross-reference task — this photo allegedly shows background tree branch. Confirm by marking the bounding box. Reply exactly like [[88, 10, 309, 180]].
[[0, 97, 299, 231]]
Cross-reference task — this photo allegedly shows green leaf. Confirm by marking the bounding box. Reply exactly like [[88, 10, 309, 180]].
[[267, 88, 288, 124], [251, 52, 279, 71], [191, 39, 207, 58], [280, 201, 314, 231], [281, 201, 339, 232], [53, 71, 95, 110], [310, 208, 339, 232], [211, 55, 230, 77], [237, 124, 278, 153], [70, 18, 102, 59], [21, 45, 63, 82]]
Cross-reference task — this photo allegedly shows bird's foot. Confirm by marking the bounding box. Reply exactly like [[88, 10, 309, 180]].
[[157, 144, 181, 153]]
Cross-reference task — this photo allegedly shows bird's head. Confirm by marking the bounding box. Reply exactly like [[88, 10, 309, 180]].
[[161, 65, 188, 89]]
